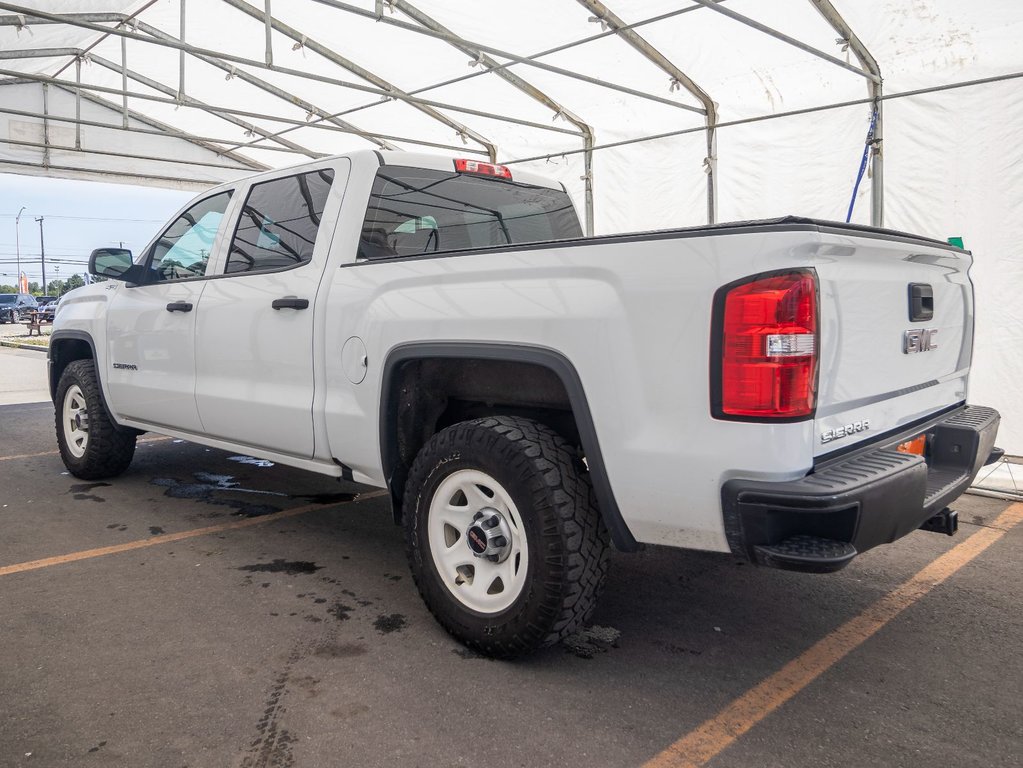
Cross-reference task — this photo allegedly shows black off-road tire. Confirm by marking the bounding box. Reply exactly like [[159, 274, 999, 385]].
[[55, 359, 136, 480], [404, 415, 610, 658]]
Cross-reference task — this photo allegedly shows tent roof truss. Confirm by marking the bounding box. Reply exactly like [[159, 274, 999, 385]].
[[0, 0, 886, 229]]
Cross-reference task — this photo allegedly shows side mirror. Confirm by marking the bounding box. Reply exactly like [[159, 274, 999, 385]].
[[89, 248, 133, 280]]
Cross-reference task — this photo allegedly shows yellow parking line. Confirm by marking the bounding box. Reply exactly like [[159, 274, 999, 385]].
[[0, 435, 173, 463], [0, 490, 388, 578], [643, 502, 1023, 768]]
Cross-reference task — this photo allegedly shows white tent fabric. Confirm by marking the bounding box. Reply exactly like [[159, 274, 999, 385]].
[[1, 0, 1021, 451]]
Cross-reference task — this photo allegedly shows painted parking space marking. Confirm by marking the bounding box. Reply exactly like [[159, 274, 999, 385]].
[[0, 435, 173, 463], [643, 502, 1023, 768], [0, 490, 388, 578]]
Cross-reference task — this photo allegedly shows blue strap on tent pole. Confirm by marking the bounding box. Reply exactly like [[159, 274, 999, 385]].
[[846, 107, 879, 223]]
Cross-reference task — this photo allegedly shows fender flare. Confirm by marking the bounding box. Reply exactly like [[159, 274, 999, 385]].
[[49, 330, 114, 417], [379, 342, 639, 551]]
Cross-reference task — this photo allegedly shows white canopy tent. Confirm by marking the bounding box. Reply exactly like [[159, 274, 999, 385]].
[[1, 0, 1021, 463]]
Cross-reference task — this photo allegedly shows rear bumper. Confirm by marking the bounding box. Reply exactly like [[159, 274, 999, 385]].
[[722, 405, 1000, 573]]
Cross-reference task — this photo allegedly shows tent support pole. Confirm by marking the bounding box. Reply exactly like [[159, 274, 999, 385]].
[[808, 0, 883, 226], [263, 0, 272, 66], [576, 0, 717, 223], [74, 56, 81, 149], [178, 0, 185, 100], [119, 32, 127, 129], [41, 81, 50, 168]]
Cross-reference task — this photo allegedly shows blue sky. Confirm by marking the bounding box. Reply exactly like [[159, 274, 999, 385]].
[[0, 173, 193, 289]]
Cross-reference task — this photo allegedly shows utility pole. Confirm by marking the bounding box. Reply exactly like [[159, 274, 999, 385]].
[[15, 206, 25, 292], [36, 216, 46, 295]]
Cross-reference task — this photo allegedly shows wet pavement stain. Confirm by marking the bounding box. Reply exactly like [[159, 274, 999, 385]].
[[148, 526, 165, 535], [328, 602, 354, 622], [73, 493, 106, 502], [373, 614, 407, 634], [70, 481, 110, 502], [291, 491, 358, 505], [105, 523, 128, 531], [238, 560, 323, 576], [228, 455, 276, 468], [86, 740, 107, 754], [151, 476, 282, 518], [69, 482, 110, 494]]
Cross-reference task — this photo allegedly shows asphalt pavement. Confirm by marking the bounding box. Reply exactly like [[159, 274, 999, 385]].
[[0, 346, 1020, 768]]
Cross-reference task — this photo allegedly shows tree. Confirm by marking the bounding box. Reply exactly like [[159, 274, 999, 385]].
[[65, 274, 86, 292], [0, 284, 16, 294], [27, 282, 40, 295], [47, 280, 65, 296]]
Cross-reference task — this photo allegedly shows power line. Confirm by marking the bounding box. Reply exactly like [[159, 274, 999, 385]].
[[0, 213, 166, 223]]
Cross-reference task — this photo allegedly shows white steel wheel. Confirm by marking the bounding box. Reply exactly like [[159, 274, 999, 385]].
[[427, 469, 529, 614], [54, 359, 137, 480], [62, 384, 89, 458], [404, 416, 611, 658]]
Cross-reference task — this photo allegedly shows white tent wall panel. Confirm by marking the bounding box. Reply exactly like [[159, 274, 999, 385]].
[[880, 81, 1023, 454], [714, 105, 870, 224]]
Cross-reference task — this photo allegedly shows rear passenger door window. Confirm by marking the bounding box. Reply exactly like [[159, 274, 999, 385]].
[[225, 169, 335, 274]]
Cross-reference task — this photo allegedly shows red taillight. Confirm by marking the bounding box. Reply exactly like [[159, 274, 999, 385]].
[[454, 158, 512, 179], [718, 270, 818, 419]]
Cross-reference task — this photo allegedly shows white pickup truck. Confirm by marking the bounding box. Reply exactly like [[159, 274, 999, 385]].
[[50, 151, 1000, 657]]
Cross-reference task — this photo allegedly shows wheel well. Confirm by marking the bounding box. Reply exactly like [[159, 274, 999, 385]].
[[390, 357, 578, 482], [380, 345, 640, 552], [49, 338, 94, 401]]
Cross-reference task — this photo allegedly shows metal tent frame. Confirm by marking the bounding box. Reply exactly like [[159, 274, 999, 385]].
[[0, 0, 897, 230]]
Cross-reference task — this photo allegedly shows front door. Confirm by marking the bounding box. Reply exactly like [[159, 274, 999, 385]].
[[105, 190, 234, 432]]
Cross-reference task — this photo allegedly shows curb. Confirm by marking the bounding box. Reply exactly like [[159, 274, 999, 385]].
[[0, 340, 48, 353]]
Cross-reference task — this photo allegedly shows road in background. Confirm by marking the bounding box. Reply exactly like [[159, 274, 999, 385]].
[[0, 345, 49, 405]]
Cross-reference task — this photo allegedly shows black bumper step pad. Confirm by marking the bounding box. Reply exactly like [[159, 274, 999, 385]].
[[754, 535, 858, 573]]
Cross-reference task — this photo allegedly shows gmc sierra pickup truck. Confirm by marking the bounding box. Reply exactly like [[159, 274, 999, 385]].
[[50, 151, 1000, 657]]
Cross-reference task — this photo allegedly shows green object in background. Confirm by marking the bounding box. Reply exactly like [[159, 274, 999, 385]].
[[947, 236, 965, 249]]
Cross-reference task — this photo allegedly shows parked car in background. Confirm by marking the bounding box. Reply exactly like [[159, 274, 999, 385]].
[[38, 296, 60, 322], [0, 293, 38, 323]]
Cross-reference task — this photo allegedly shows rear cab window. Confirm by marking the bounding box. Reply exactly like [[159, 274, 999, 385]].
[[358, 165, 582, 260], [225, 168, 335, 274]]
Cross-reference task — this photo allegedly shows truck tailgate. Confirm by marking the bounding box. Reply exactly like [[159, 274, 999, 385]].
[[813, 231, 973, 456]]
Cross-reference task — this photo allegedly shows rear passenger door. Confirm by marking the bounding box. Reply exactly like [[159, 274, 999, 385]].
[[194, 161, 348, 458]]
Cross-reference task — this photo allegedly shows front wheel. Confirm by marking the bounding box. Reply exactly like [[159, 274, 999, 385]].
[[55, 359, 136, 479], [404, 416, 610, 658]]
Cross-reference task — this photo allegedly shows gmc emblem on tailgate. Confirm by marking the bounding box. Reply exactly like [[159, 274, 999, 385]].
[[904, 328, 938, 354]]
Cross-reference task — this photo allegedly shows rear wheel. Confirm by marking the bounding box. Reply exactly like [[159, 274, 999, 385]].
[[55, 359, 136, 479], [404, 416, 610, 658]]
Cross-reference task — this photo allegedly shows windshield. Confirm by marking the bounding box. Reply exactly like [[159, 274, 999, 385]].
[[0, 295, 17, 305], [358, 166, 582, 259]]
